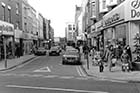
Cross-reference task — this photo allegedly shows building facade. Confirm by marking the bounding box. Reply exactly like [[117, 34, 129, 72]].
[[0, 0, 23, 60]]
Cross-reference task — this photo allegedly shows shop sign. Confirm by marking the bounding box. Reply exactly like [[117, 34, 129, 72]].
[[31, 35, 38, 40], [22, 32, 30, 39], [95, 20, 103, 31], [103, 5, 124, 27], [104, 13, 120, 26], [124, 0, 140, 21], [129, 0, 140, 20], [15, 29, 22, 38], [0, 20, 14, 35]]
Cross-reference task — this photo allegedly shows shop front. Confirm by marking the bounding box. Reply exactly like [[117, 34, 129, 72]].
[[90, 20, 104, 51], [0, 20, 14, 60], [22, 32, 33, 55], [124, 0, 140, 51], [103, 3, 126, 48]]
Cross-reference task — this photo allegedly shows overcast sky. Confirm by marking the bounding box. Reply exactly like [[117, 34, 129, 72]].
[[28, 0, 82, 37]]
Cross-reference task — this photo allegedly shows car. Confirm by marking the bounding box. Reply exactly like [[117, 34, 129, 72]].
[[62, 48, 81, 65], [34, 47, 46, 56], [49, 46, 60, 56]]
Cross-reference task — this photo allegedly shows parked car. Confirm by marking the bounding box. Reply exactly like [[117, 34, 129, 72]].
[[49, 46, 60, 56], [34, 47, 46, 56], [62, 48, 81, 65]]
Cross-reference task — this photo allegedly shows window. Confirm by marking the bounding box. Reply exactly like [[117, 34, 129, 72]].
[[91, 2, 96, 16], [68, 25, 72, 30], [73, 25, 75, 30], [2, 6, 5, 21], [110, 0, 113, 2], [8, 9, 11, 23], [16, 3, 19, 15], [24, 23, 27, 32], [103, 0, 106, 9], [16, 21, 20, 29]]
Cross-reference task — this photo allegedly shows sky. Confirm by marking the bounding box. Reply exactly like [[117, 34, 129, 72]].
[[28, 0, 82, 37]]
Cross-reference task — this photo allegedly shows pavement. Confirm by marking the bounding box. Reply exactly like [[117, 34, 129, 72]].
[[81, 54, 140, 82], [0, 54, 36, 71]]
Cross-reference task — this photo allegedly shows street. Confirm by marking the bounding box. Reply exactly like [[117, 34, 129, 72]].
[[0, 53, 139, 93]]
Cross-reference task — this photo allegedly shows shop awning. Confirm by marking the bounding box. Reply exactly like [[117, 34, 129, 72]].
[[90, 31, 101, 38]]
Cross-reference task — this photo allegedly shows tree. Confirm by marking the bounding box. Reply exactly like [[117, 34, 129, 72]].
[[133, 33, 140, 62]]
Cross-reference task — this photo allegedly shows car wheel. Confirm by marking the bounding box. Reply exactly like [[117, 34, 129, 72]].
[[62, 61, 66, 65], [49, 53, 51, 56]]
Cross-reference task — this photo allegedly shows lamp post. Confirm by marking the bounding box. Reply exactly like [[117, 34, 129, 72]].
[[2, 36, 7, 68], [84, 32, 89, 69]]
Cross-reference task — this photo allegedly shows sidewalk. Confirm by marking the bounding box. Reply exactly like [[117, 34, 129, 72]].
[[0, 54, 36, 71], [81, 54, 140, 82]]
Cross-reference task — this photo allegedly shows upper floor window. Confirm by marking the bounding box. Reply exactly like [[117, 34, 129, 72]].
[[8, 6, 11, 23], [16, 3, 19, 15], [1, 2, 6, 21], [73, 25, 75, 30], [110, 0, 113, 2], [24, 23, 27, 32], [68, 25, 72, 30], [103, 0, 106, 9], [16, 21, 20, 29], [91, 2, 96, 16]]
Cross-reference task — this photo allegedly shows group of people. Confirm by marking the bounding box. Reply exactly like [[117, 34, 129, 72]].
[[99, 44, 132, 72], [79, 43, 133, 72]]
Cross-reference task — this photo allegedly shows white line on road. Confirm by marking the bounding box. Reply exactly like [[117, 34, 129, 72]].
[[59, 76, 74, 79], [6, 85, 109, 93], [76, 66, 82, 76], [76, 66, 86, 77], [33, 66, 51, 72]]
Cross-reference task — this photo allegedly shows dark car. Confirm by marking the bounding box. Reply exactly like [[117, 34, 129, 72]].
[[62, 48, 81, 65], [49, 46, 60, 56], [34, 47, 46, 56]]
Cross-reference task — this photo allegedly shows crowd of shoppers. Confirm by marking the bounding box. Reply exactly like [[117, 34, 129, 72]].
[[78, 42, 133, 72]]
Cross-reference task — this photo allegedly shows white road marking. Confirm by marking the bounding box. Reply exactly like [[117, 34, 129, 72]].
[[76, 77, 88, 80], [76, 66, 86, 77], [33, 66, 51, 72], [6, 85, 109, 93], [59, 76, 74, 79], [76, 66, 82, 76], [43, 75, 57, 78]]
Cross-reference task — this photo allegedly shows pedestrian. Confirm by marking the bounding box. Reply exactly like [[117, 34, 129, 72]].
[[124, 45, 132, 70], [121, 49, 130, 72], [108, 45, 115, 72], [16, 45, 21, 58], [83, 45, 89, 59], [125, 45, 132, 62]]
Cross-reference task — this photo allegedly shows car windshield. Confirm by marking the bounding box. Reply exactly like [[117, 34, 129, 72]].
[[65, 49, 78, 54], [38, 47, 45, 50], [51, 47, 58, 50]]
